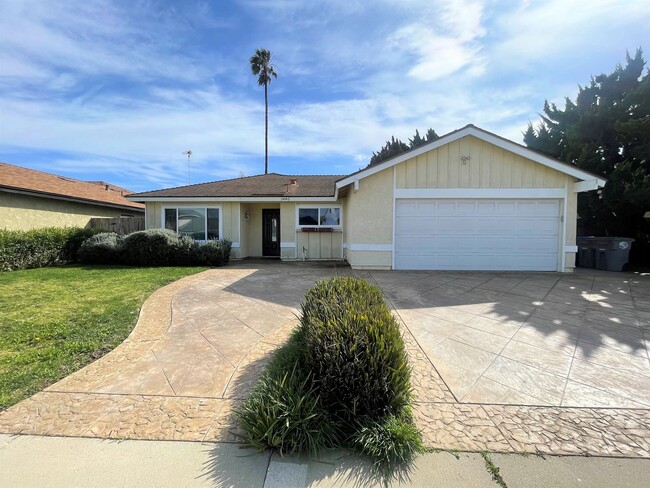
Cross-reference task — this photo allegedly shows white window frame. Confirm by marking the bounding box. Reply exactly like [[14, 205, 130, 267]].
[[161, 205, 223, 242], [296, 205, 343, 229]]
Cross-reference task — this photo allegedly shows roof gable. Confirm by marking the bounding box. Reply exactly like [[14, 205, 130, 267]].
[[0, 162, 144, 211], [336, 125, 607, 190]]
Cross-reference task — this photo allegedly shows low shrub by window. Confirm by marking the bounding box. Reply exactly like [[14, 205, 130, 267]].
[[78, 232, 125, 264], [0, 227, 102, 272], [77, 228, 231, 267], [236, 277, 422, 476]]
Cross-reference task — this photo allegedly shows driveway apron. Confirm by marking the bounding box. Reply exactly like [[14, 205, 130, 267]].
[[1, 263, 649, 457]]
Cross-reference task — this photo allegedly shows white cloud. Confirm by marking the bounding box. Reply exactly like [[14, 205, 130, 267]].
[[0, 0, 648, 190]]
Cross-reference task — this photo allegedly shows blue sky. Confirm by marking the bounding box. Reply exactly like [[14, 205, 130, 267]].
[[0, 0, 648, 192]]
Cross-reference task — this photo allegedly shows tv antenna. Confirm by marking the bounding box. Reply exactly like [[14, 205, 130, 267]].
[[182, 150, 192, 184]]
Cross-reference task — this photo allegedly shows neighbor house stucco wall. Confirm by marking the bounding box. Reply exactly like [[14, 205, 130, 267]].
[[0, 191, 141, 231], [144, 201, 241, 258]]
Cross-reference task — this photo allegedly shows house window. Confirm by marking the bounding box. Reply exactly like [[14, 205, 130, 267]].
[[298, 207, 341, 227], [164, 207, 220, 240]]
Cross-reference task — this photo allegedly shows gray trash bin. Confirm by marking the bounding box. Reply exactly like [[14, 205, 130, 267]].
[[576, 236, 634, 271]]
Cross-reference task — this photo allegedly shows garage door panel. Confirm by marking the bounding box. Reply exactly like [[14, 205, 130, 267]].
[[394, 199, 560, 271]]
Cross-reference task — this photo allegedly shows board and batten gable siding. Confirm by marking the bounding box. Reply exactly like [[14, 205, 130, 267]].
[[395, 135, 567, 189], [144, 201, 241, 258], [343, 167, 394, 269]]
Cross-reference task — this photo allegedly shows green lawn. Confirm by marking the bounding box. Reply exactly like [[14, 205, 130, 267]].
[[0, 265, 206, 410]]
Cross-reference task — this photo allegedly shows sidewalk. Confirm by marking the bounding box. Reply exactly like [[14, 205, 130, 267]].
[[2, 434, 650, 488]]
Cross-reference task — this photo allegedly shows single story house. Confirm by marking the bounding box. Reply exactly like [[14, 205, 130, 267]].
[[127, 125, 605, 271], [0, 162, 144, 231]]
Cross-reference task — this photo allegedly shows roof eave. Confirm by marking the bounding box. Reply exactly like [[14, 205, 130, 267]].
[[1, 186, 145, 211], [127, 195, 338, 203], [335, 125, 607, 190]]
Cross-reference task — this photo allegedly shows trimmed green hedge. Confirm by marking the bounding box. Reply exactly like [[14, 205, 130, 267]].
[[236, 277, 422, 475], [0, 227, 101, 272], [302, 277, 412, 421], [78, 229, 231, 267]]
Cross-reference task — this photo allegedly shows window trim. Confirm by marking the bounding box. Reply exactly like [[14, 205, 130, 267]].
[[296, 205, 343, 229], [161, 205, 223, 242]]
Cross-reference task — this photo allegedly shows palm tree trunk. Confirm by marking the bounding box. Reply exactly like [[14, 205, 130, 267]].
[[264, 82, 268, 174]]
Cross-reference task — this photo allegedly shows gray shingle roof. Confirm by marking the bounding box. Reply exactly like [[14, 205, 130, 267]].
[[129, 173, 345, 199]]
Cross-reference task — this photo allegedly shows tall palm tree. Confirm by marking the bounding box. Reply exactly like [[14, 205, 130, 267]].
[[249, 48, 278, 174]]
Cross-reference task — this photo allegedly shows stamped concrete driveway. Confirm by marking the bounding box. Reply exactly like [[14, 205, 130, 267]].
[[371, 269, 650, 408], [1, 262, 649, 457]]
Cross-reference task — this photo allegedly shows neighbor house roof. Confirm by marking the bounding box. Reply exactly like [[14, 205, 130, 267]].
[[336, 124, 607, 192], [0, 162, 145, 211], [129, 173, 345, 201]]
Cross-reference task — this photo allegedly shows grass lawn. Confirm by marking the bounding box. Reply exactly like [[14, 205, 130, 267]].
[[0, 265, 207, 411]]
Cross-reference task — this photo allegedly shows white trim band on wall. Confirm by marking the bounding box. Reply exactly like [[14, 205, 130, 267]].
[[393, 188, 566, 199], [564, 245, 578, 253], [230, 242, 240, 248], [280, 242, 296, 248], [344, 243, 393, 252]]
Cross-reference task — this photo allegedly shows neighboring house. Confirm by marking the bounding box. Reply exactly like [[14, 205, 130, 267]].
[[0, 162, 144, 231], [127, 125, 605, 271]]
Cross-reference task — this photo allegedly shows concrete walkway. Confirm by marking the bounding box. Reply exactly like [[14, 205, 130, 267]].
[[2, 434, 650, 488], [0, 262, 649, 458]]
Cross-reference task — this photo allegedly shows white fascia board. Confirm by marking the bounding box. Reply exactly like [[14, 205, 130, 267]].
[[394, 188, 566, 199], [335, 126, 607, 188], [470, 130, 606, 183], [128, 196, 338, 203], [573, 179, 604, 193], [280, 242, 296, 248]]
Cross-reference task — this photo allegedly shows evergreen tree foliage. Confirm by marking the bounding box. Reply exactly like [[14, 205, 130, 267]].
[[369, 128, 440, 166], [524, 49, 650, 264]]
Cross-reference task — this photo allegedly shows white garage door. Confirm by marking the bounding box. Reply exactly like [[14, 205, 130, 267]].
[[394, 199, 561, 271]]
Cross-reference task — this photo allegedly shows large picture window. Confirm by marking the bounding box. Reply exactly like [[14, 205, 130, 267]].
[[297, 207, 341, 227], [164, 207, 220, 240]]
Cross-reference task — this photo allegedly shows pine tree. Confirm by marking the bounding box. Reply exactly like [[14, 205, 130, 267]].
[[524, 48, 650, 264]]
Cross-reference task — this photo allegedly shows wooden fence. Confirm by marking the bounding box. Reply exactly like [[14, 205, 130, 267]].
[[88, 217, 145, 235]]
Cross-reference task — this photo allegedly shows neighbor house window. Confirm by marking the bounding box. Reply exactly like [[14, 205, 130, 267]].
[[298, 207, 341, 227], [164, 207, 220, 240]]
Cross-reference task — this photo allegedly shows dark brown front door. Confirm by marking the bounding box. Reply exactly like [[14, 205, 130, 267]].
[[262, 209, 280, 257]]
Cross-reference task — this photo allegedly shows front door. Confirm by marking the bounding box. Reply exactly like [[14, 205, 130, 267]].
[[262, 209, 281, 257]]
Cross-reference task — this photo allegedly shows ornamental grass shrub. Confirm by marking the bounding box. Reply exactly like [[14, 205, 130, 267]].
[[236, 277, 422, 475], [0, 227, 102, 271], [235, 330, 338, 456]]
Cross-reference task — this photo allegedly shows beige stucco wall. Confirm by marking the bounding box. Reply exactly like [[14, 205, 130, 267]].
[[565, 182, 578, 269], [395, 135, 567, 189], [145, 201, 241, 258], [343, 168, 394, 269], [0, 191, 142, 231], [345, 135, 581, 271]]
